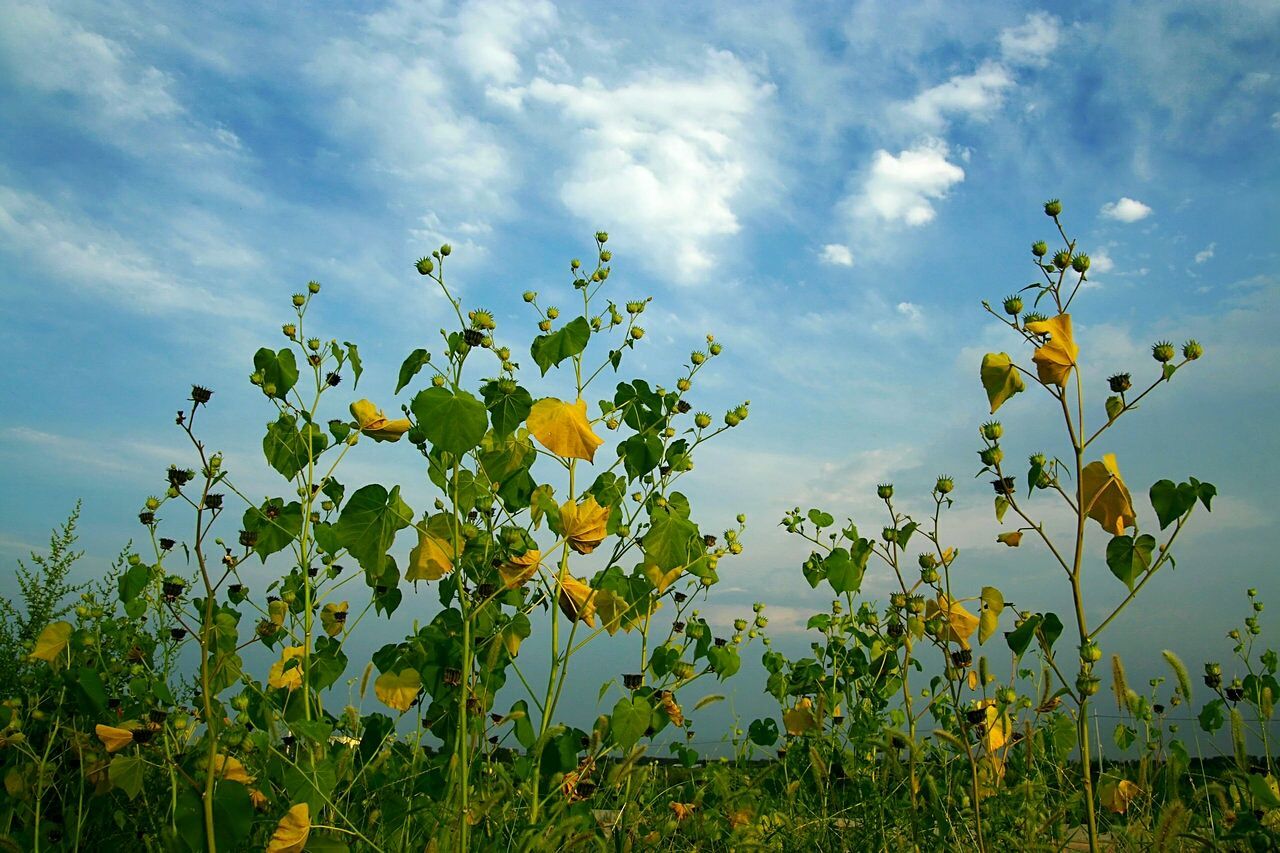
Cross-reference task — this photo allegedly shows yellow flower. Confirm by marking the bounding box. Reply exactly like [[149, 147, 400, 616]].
[[212, 754, 255, 785], [350, 399, 411, 442], [660, 691, 684, 727], [1024, 314, 1079, 388], [925, 594, 979, 650], [320, 601, 348, 637], [557, 575, 597, 627], [407, 529, 454, 581], [29, 621, 73, 667], [783, 698, 818, 735], [1100, 779, 1142, 814], [498, 549, 541, 589], [559, 496, 610, 555], [1081, 453, 1136, 536], [268, 645, 306, 691], [374, 668, 422, 713], [250, 788, 270, 811], [266, 803, 310, 853], [526, 398, 605, 461], [95, 724, 134, 753], [670, 802, 698, 821], [996, 531, 1022, 547]]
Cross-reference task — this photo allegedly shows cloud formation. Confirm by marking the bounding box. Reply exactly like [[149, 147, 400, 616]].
[[1100, 197, 1153, 222]]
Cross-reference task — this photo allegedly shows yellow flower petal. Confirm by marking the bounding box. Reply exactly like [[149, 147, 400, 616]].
[[212, 754, 255, 785], [374, 668, 421, 713], [559, 496, 610, 555], [268, 645, 307, 691], [95, 724, 134, 754], [498, 549, 542, 588], [1100, 779, 1142, 814], [783, 697, 818, 735], [407, 529, 454, 581], [996, 531, 1023, 547], [350, 399, 412, 443], [29, 621, 73, 666], [925, 594, 979, 650], [267, 803, 311, 853], [557, 575, 597, 626], [1025, 314, 1079, 388], [320, 601, 348, 637], [527, 398, 604, 461], [1081, 453, 1136, 536]]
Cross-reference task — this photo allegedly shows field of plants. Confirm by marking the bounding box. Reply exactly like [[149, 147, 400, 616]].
[[0, 201, 1276, 852]]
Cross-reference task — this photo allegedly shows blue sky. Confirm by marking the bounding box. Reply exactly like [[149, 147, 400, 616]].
[[1, 0, 1278, 747]]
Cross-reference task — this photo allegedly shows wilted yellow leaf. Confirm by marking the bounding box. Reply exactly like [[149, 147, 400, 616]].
[[374, 668, 422, 713], [268, 645, 306, 691], [498, 549, 541, 588], [783, 698, 818, 735], [29, 621, 73, 666], [979, 609, 1001, 646], [527, 398, 604, 461], [1025, 314, 1078, 388], [559, 496, 610, 555], [1100, 779, 1142, 814], [350, 399, 411, 442], [268, 599, 288, 627], [320, 601, 348, 637], [267, 803, 310, 853], [660, 691, 684, 727], [557, 575, 597, 626], [996, 531, 1023, 547], [95, 725, 134, 754], [213, 754, 255, 785], [407, 529, 454, 581], [643, 562, 682, 593], [926, 595, 979, 650], [1081, 453, 1136, 536]]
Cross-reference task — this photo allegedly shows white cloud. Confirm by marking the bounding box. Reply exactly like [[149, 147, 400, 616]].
[[998, 12, 1062, 67], [819, 244, 854, 266], [453, 0, 556, 85], [1195, 242, 1216, 264], [526, 50, 773, 283], [1100, 197, 1153, 222], [897, 61, 1015, 131], [1090, 248, 1115, 274], [848, 138, 965, 227]]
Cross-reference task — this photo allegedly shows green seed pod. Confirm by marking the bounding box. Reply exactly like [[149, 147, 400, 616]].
[[935, 476, 954, 495], [877, 483, 894, 500], [1044, 199, 1063, 217], [1031, 241, 1049, 257], [1182, 339, 1203, 360], [1152, 341, 1176, 363], [291, 293, 306, 307], [1002, 295, 1023, 315], [1052, 250, 1072, 270], [1071, 253, 1090, 273], [416, 258, 435, 275]]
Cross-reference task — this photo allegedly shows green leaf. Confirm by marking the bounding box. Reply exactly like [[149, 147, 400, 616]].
[[825, 546, 866, 595], [241, 499, 303, 562], [1106, 534, 1155, 590], [410, 387, 488, 455], [119, 562, 150, 610], [808, 509, 835, 528], [994, 496, 1009, 524], [1113, 723, 1137, 751], [253, 347, 299, 399], [748, 717, 779, 746], [611, 696, 651, 751], [1149, 479, 1193, 530], [1198, 698, 1225, 733], [334, 484, 413, 576], [707, 645, 741, 680], [108, 754, 145, 798], [1038, 612, 1064, 652], [480, 381, 533, 438], [1005, 614, 1042, 658], [263, 414, 328, 480], [395, 349, 431, 394], [642, 507, 701, 572], [1195, 480, 1216, 511], [511, 699, 535, 749], [981, 352, 1025, 413], [1248, 773, 1280, 809], [620, 434, 663, 480], [530, 316, 591, 375], [343, 341, 363, 388], [1105, 395, 1124, 422], [897, 521, 918, 549]]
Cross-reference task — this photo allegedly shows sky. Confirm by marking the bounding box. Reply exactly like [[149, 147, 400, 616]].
[[1, 0, 1278, 753]]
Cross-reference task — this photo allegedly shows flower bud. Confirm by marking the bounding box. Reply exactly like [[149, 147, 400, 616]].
[[416, 258, 434, 275], [1076, 675, 1101, 697], [1031, 241, 1049, 257], [1080, 641, 1102, 663], [979, 446, 1003, 466], [1052, 250, 1071, 270], [282, 324, 297, 339], [431, 375, 446, 387], [1107, 373, 1132, 393], [307, 280, 321, 294], [630, 327, 645, 340], [1002, 295, 1023, 315], [600, 250, 612, 262], [877, 483, 894, 500], [439, 244, 451, 256], [538, 319, 552, 333], [595, 231, 609, 243], [1044, 199, 1062, 217], [1152, 341, 1175, 363], [981, 421, 1002, 441], [1071, 253, 1090, 273], [890, 593, 907, 609], [935, 476, 954, 495], [292, 293, 306, 308], [724, 410, 741, 427], [1182, 339, 1203, 360], [709, 342, 723, 356], [676, 378, 691, 392]]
